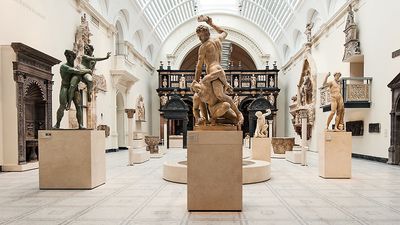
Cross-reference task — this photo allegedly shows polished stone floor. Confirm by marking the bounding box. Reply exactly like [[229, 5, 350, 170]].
[[1, 148, 400, 225]]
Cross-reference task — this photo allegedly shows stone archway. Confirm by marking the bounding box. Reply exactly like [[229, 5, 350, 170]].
[[388, 72, 400, 164], [116, 92, 126, 148]]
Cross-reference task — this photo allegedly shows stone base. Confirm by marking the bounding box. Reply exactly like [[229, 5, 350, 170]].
[[271, 153, 286, 159], [2, 161, 39, 172], [150, 146, 166, 158], [251, 138, 271, 162], [187, 131, 242, 211], [38, 130, 106, 189], [163, 160, 270, 184], [132, 139, 146, 149], [285, 150, 302, 164], [128, 148, 150, 165], [319, 131, 352, 179], [169, 135, 183, 148]]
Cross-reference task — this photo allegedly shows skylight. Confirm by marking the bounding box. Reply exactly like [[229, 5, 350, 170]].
[[197, 0, 239, 14]]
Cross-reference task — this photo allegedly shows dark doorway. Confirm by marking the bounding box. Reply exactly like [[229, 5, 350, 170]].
[[239, 97, 255, 138]]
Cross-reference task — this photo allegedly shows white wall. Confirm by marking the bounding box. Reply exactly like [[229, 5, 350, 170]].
[[281, 0, 400, 158]]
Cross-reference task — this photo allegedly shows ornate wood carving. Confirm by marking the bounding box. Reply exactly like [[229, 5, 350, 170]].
[[11, 43, 60, 164]]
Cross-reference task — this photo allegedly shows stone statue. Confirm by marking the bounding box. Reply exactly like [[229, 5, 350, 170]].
[[160, 94, 168, 106], [323, 72, 345, 131], [136, 95, 145, 121], [269, 76, 275, 87], [162, 77, 168, 87], [191, 15, 244, 127], [299, 70, 313, 105], [254, 110, 272, 138], [305, 22, 314, 43], [251, 75, 256, 88], [234, 77, 239, 88], [179, 75, 186, 88], [268, 94, 275, 106], [54, 50, 92, 129], [66, 45, 110, 109]]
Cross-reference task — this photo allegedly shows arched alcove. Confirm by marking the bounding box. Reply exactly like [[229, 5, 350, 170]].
[[179, 43, 257, 70], [115, 21, 125, 55]]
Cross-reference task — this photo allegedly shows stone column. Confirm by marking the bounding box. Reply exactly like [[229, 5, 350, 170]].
[[125, 109, 135, 166], [299, 109, 308, 166], [268, 120, 273, 138]]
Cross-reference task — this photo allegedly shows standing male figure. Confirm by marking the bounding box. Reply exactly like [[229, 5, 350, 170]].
[[192, 15, 243, 126], [54, 50, 92, 129], [323, 72, 345, 131]]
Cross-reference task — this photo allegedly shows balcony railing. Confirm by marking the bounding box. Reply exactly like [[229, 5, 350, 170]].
[[320, 77, 372, 110], [157, 69, 279, 91]]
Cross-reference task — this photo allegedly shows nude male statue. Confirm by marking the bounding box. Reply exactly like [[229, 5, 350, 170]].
[[192, 15, 243, 126], [54, 50, 92, 129], [254, 110, 272, 138], [323, 72, 345, 131]]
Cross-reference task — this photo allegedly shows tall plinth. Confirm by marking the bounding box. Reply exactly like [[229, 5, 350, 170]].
[[187, 130, 243, 211], [38, 130, 106, 189], [251, 137, 271, 162], [319, 131, 352, 179]]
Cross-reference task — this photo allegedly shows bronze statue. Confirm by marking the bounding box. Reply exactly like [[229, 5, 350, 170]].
[[66, 44, 110, 110], [191, 15, 243, 127], [54, 50, 92, 129], [323, 72, 345, 131]]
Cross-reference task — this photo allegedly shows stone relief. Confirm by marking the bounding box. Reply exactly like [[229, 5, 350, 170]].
[[136, 95, 145, 121], [289, 60, 316, 139]]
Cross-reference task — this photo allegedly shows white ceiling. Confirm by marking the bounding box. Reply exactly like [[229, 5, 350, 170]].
[[135, 0, 301, 42]]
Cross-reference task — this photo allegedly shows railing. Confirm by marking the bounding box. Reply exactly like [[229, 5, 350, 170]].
[[158, 69, 279, 90], [320, 77, 372, 108]]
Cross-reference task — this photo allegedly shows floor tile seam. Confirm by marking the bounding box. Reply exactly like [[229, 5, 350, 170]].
[[304, 187, 370, 225], [1, 197, 66, 225], [120, 182, 168, 224], [263, 182, 308, 225], [342, 188, 400, 214], [58, 180, 145, 225]]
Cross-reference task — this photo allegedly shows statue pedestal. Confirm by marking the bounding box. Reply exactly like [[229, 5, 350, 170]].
[[251, 138, 271, 162], [38, 130, 106, 189], [319, 131, 352, 179], [187, 130, 242, 211], [128, 139, 150, 165], [285, 147, 302, 164]]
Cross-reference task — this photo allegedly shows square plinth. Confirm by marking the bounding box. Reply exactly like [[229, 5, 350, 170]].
[[187, 130, 243, 211], [38, 130, 106, 189], [251, 138, 271, 162], [319, 131, 352, 179]]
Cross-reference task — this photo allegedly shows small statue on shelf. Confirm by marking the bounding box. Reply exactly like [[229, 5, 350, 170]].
[[305, 22, 314, 43], [179, 75, 186, 89], [251, 75, 257, 88], [323, 72, 345, 131], [254, 110, 272, 138], [162, 77, 168, 87], [234, 77, 239, 88], [269, 76, 275, 87]]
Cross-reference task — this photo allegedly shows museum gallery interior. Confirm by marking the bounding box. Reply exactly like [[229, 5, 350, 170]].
[[1, 0, 400, 224]]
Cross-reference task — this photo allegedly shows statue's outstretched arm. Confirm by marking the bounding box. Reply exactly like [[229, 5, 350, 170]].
[[206, 17, 227, 41], [85, 52, 111, 62]]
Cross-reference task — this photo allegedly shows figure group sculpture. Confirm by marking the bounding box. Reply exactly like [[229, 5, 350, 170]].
[[191, 15, 244, 128], [54, 14, 111, 129]]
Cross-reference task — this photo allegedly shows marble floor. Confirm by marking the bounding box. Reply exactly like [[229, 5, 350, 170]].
[[1, 149, 400, 225]]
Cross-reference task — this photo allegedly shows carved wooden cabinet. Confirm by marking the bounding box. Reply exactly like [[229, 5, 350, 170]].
[[11, 43, 60, 164]]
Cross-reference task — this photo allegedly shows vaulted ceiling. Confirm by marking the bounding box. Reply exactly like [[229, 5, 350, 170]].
[[135, 0, 301, 42]]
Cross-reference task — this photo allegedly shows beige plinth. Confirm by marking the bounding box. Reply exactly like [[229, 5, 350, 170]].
[[285, 150, 302, 164], [251, 138, 271, 162], [319, 131, 352, 179], [129, 148, 150, 164], [38, 130, 106, 189], [187, 131, 242, 211]]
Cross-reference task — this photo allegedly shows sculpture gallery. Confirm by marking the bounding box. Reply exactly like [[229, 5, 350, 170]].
[[191, 15, 244, 128]]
